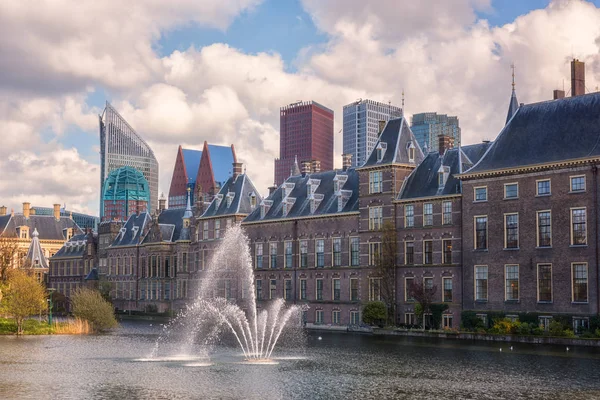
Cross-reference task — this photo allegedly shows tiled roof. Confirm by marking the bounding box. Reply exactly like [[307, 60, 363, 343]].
[[52, 234, 88, 258], [202, 174, 262, 218], [25, 229, 49, 269], [111, 213, 150, 247], [0, 215, 83, 241], [506, 89, 519, 125], [466, 92, 600, 175], [181, 148, 202, 185], [0, 215, 10, 236], [362, 117, 425, 167], [243, 168, 359, 222]]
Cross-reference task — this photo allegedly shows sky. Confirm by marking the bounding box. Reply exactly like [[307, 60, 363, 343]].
[[2, 0, 600, 216]]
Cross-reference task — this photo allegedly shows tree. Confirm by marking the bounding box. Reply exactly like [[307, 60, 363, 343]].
[[1, 269, 47, 334], [373, 221, 398, 325], [71, 287, 118, 331], [362, 301, 387, 326], [0, 235, 20, 282], [408, 280, 437, 329]]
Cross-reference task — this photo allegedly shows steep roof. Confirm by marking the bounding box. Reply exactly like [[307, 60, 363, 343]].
[[25, 229, 49, 269], [52, 233, 89, 258], [208, 145, 236, 187], [181, 148, 202, 185], [465, 92, 600, 176], [142, 208, 186, 244], [0, 215, 11, 236], [202, 174, 262, 217], [243, 168, 359, 222], [0, 215, 83, 241], [506, 89, 519, 125], [362, 117, 425, 167], [111, 213, 150, 247], [399, 142, 492, 200]]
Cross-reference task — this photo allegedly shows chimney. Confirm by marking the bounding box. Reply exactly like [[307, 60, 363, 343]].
[[342, 153, 352, 171], [438, 135, 454, 155], [232, 162, 243, 181], [0, 206, 6, 216], [571, 59, 585, 97], [53, 204, 61, 221], [311, 160, 321, 173], [268, 185, 277, 196], [22, 202, 31, 219], [301, 161, 311, 177], [30, 208, 36, 215], [378, 120, 386, 136], [553, 89, 565, 100]]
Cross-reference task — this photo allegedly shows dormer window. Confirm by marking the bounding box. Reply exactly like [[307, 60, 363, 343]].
[[438, 165, 450, 188], [310, 194, 324, 214], [249, 192, 257, 209], [407, 141, 416, 163], [307, 179, 321, 198], [215, 194, 223, 209], [438, 172, 444, 186], [283, 183, 295, 198], [333, 174, 348, 194], [375, 143, 387, 163], [131, 226, 139, 238], [260, 200, 273, 219], [337, 190, 352, 212], [226, 192, 235, 208]]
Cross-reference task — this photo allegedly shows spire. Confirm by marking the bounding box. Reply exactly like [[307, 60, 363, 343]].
[[290, 155, 300, 176], [25, 228, 48, 269], [505, 63, 519, 125], [183, 187, 193, 220]]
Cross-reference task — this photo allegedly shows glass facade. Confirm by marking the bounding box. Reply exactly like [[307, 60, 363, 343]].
[[410, 112, 461, 153]]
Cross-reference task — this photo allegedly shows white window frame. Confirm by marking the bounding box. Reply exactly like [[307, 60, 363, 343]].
[[504, 264, 519, 301], [570, 207, 587, 246], [536, 263, 553, 303], [570, 175, 586, 193], [504, 212, 519, 249], [536, 179, 551, 196], [503, 182, 519, 199], [536, 210, 552, 248], [571, 262, 589, 303], [474, 186, 487, 202]]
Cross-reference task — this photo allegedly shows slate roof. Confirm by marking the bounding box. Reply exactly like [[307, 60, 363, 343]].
[[111, 213, 150, 247], [85, 268, 99, 281], [52, 234, 88, 258], [399, 142, 492, 200], [25, 229, 49, 269], [506, 89, 519, 125], [243, 168, 359, 222], [202, 174, 262, 218], [362, 117, 425, 167], [181, 148, 202, 185], [466, 92, 600, 176], [0, 215, 83, 240], [208, 145, 235, 187], [142, 208, 186, 244]]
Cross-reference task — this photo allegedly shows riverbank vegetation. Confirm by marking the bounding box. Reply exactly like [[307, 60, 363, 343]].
[[0, 317, 92, 335], [71, 287, 118, 332]]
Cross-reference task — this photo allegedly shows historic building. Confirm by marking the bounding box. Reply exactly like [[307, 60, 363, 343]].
[[30, 206, 98, 231], [168, 142, 237, 208]]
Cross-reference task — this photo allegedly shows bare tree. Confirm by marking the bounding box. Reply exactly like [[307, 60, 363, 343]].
[[374, 221, 398, 325], [408, 280, 437, 329]]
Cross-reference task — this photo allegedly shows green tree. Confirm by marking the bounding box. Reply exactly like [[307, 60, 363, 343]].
[[362, 301, 387, 326], [1, 269, 47, 334], [373, 221, 398, 326], [71, 287, 118, 332]]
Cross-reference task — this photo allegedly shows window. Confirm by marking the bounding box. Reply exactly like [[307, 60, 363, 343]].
[[256, 279, 262, 300], [572, 263, 588, 303], [369, 206, 383, 230], [350, 278, 358, 301], [256, 243, 263, 269], [300, 240, 308, 268], [405, 241, 414, 265], [369, 242, 381, 265], [316, 239, 325, 267], [316, 279, 323, 300], [443, 239, 452, 264], [573, 317, 589, 334], [570, 175, 585, 192], [300, 279, 307, 300], [423, 203, 433, 226], [182, 253, 188, 272], [369, 171, 383, 193], [316, 310, 324, 324], [270, 242, 277, 268], [438, 172, 444, 187], [571, 208, 587, 245], [405, 205, 414, 227], [475, 216, 488, 250], [333, 278, 341, 301], [270, 279, 277, 299], [332, 238, 342, 267], [215, 220, 221, 239], [504, 213, 519, 249], [332, 310, 341, 325], [350, 237, 360, 266], [537, 264, 552, 302], [505, 265, 519, 301], [504, 183, 518, 199], [404, 313, 415, 325], [475, 266, 488, 301], [424, 277, 433, 290], [350, 311, 360, 325], [405, 277, 414, 302], [284, 279, 292, 301], [203, 222, 209, 240], [537, 179, 551, 196], [369, 278, 381, 301], [537, 211, 552, 247], [443, 278, 453, 302], [474, 186, 487, 202], [442, 201, 452, 225], [539, 316, 552, 331], [423, 240, 433, 264], [285, 241, 293, 268], [442, 315, 453, 329]]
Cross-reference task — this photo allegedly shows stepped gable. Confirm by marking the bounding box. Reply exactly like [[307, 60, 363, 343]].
[[362, 117, 425, 167], [243, 168, 359, 222], [465, 92, 600, 176]]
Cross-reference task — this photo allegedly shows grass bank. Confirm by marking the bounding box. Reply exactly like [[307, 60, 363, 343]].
[[0, 317, 92, 335]]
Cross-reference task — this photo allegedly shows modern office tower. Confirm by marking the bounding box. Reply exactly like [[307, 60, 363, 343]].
[[410, 112, 461, 154], [342, 99, 402, 167], [168, 142, 237, 208], [274, 101, 334, 186], [101, 166, 150, 221], [99, 102, 159, 217]]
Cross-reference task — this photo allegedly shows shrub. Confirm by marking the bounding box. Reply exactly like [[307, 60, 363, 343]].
[[461, 311, 485, 332], [71, 288, 118, 332], [362, 301, 387, 326], [489, 318, 516, 335], [430, 303, 449, 330]]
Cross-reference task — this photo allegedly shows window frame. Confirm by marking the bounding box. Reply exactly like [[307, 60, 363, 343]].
[[474, 215, 488, 250], [442, 200, 452, 225], [332, 237, 342, 267], [350, 278, 359, 301], [404, 241, 414, 265], [316, 278, 324, 301], [442, 277, 453, 303], [504, 264, 519, 302], [369, 170, 383, 194], [570, 207, 587, 246], [405, 277, 415, 302], [536, 179, 551, 196], [423, 203, 433, 226], [284, 241, 293, 268], [474, 186, 487, 202], [269, 242, 278, 269], [504, 212, 519, 249], [537, 263, 552, 303], [404, 204, 415, 228], [503, 182, 519, 199], [423, 240, 433, 264], [332, 278, 341, 301], [571, 262, 589, 303], [474, 265, 488, 302], [570, 175, 586, 193], [442, 239, 452, 264], [368, 206, 383, 231], [350, 237, 360, 267], [315, 239, 325, 267]]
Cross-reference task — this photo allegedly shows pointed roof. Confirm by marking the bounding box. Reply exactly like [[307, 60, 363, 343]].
[[361, 117, 425, 167], [202, 173, 263, 217], [506, 89, 519, 125], [25, 228, 49, 269], [290, 155, 301, 177]]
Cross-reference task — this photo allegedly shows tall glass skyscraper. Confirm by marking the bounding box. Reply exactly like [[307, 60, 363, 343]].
[[410, 112, 461, 154], [342, 99, 402, 167], [99, 102, 159, 217]]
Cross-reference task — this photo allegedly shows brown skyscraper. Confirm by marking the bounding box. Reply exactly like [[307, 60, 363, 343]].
[[274, 101, 334, 186]]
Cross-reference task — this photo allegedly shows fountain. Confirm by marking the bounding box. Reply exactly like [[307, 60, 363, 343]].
[[152, 225, 302, 363]]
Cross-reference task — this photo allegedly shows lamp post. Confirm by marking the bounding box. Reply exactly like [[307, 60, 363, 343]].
[[47, 288, 56, 326]]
